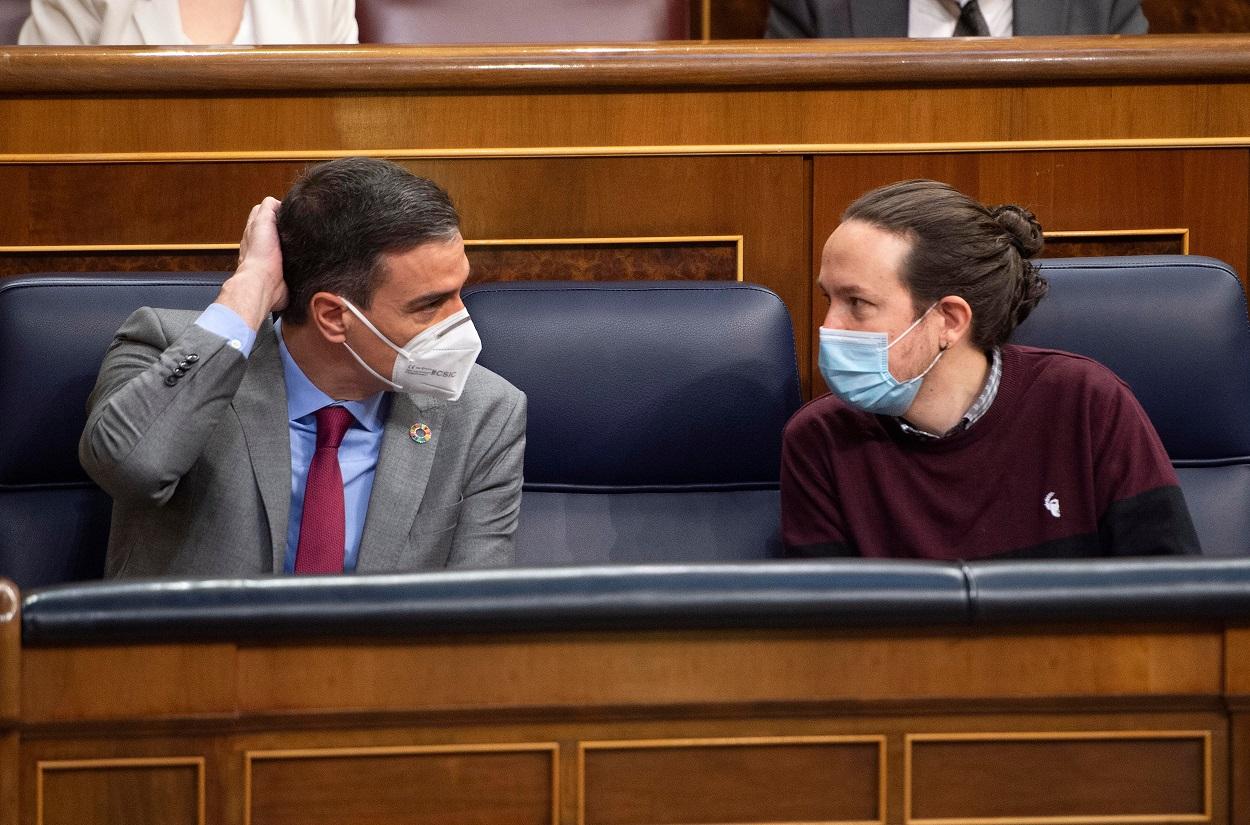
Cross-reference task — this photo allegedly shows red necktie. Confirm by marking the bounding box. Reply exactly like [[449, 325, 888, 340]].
[[294, 405, 355, 574]]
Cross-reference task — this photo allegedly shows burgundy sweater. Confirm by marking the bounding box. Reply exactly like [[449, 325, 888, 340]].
[[781, 345, 1200, 560]]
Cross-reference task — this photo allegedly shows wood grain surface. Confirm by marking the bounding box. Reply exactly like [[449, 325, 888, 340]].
[[907, 733, 1209, 821], [4, 42, 1250, 403], [7, 627, 1234, 825], [38, 760, 203, 825], [247, 746, 555, 825], [581, 737, 882, 825], [6, 38, 1250, 93]]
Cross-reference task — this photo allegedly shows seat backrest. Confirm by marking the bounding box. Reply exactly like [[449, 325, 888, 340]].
[[462, 281, 802, 564], [357, 0, 690, 43], [1016, 255, 1250, 556], [0, 273, 224, 588], [0, 0, 27, 43]]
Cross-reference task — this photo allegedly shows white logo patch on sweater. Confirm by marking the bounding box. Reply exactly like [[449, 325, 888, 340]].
[[1044, 492, 1061, 519]]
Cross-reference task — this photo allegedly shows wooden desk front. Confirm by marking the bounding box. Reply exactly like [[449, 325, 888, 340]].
[[1, 576, 1245, 825]]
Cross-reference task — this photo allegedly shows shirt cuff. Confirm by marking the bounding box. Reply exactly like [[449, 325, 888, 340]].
[[194, 303, 257, 357]]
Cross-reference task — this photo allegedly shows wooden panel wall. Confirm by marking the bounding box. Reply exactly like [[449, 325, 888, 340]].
[[37, 759, 204, 825], [3, 40, 1250, 395], [246, 746, 557, 825], [581, 737, 884, 825], [0, 581, 18, 825], [5, 622, 1242, 825], [907, 732, 1211, 822], [0, 156, 809, 391]]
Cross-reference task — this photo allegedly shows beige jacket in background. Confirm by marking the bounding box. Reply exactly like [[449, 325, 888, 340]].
[[19, 0, 358, 45]]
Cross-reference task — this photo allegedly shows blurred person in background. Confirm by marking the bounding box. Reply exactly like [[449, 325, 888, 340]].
[[20, 0, 357, 45], [767, 0, 1147, 38]]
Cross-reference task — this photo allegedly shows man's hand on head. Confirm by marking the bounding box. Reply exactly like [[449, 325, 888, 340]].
[[216, 197, 290, 331]]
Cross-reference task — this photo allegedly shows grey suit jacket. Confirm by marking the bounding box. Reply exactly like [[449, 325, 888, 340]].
[[79, 307, 525, 578], [766, 0, 1148, 38]]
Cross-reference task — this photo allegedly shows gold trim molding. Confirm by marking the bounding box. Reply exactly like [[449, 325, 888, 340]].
[[0, 244, 239, 254], [2, 137, 1250, 165], [903, 730, 1213, 825], [35, 756, 206, 825], [577, 735, 887, 825], [0, 236, 746, 282], [242, 743, 559, 825]]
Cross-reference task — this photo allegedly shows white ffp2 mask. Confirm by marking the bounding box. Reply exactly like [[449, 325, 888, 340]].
[[339, 298, 481, 402]]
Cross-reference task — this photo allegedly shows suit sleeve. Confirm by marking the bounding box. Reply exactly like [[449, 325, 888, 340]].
[[444, 390, 526, 568], [1093, 378, 1199, 556], [18, 0, 99, 44], [765, 0, 819, 38], [1109, 0, 1148, 34], [79, 307, 249, 507]]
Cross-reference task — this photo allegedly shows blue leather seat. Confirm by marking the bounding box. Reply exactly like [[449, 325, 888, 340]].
[[0, 275, 799, 586], [1017, 256, 1250, 556], [4, 259, 1241, 590], [463, 281, 803, 565], [0, 273, 223, 589]]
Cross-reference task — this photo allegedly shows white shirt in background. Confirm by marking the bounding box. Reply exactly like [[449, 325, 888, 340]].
[[175, 0, 255, 45], [909, 0, 1013, 37]]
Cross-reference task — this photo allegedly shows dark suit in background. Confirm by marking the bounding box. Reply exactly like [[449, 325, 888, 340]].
[[766, 0, 1148, 38]]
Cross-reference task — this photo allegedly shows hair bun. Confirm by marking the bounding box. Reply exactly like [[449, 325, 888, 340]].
[[991, 204, 1044, 258], [1011, 263, 1049, 329]]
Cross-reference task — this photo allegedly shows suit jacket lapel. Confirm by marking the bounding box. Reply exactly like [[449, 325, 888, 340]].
[[1013, 0, 1067, 35], [231, 323, 292, 573], [355, 393, 446, 573], [850, 0, 908, 37]]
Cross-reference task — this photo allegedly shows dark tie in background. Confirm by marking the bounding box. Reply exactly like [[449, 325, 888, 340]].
[[294, 405, 355, 574], [953, 0, 991, 36]]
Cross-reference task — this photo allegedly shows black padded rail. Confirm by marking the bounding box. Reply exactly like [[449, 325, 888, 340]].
[[23, 558, 1250, 645], [20, 562, 969, 645], [966, 557, 1250, 622]]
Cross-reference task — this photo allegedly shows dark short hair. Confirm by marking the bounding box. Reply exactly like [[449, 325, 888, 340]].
[[844, 179, 1048, 350], [276, 157, 461, 325]]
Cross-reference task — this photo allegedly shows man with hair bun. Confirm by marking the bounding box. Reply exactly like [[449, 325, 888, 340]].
[[781, 179, 1199, 559]]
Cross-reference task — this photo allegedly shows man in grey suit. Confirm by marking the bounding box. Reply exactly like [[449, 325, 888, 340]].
[[80, 157, 525, 578], [767, 0, 1147, 38]]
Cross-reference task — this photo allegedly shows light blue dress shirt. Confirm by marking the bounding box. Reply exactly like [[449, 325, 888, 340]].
[[196, 306, 389, 572]]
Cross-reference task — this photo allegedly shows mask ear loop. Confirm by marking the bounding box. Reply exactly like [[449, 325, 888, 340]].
[[905, 346, 946, 386], [885, 302, 939, 351], [339, 298, 412, 361], [341, 339, 403, 391], [890, 303, 945, 386], [337, 298, 405, 391]]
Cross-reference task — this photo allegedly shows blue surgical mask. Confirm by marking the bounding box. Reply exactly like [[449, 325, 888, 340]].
[[818, 305, 943, 416]]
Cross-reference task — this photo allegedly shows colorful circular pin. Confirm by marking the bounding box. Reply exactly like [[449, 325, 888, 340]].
[[409, 422, 432, 444]]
